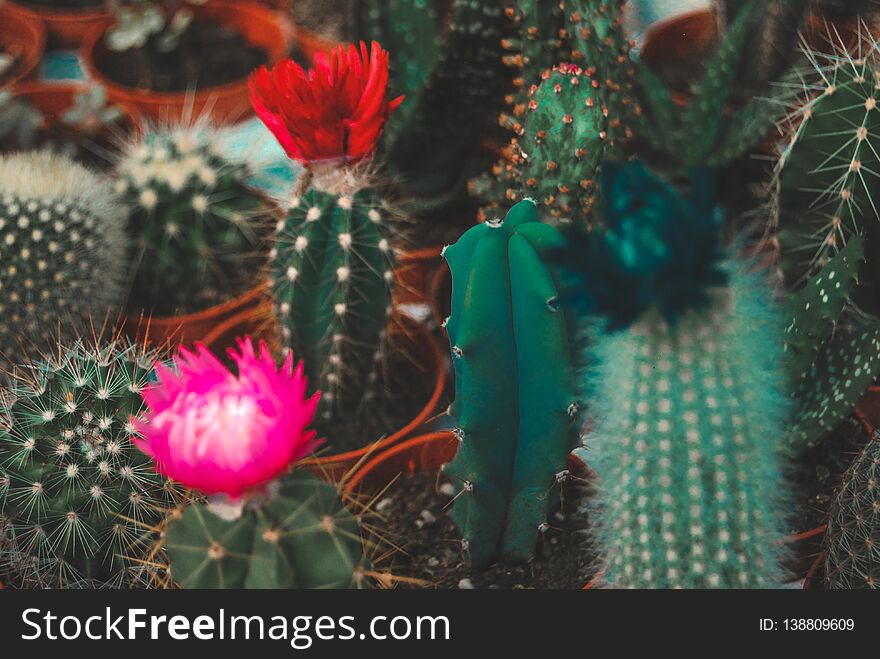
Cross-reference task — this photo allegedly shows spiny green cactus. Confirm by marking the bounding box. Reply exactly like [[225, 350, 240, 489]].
[[442, 199, 579, 566], [585, 265, 791, 588], [773, 52, 880, 285], [164, 471, 368, 589], [0, 339, 183, 588], [824, 431, 880, 589], [386, 0, 515, 213], [517, 64, 608, 224], [271, 175, 394, 424], [116, 124, 271, 317], [0, 152, 126, 366]]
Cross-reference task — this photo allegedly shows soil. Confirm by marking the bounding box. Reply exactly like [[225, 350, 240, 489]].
[[93, 19, 267, 93], [18, 0, 104, 8], [317, 329, 447, 455], [369, 470, 597, 589]]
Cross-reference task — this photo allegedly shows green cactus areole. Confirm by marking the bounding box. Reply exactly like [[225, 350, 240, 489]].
[[0, 340, 182, 588], [585, 267, 791, 588], [443, 199, 579, 567], [271, 170, 395, 424], [0, 152, 126, 366], [164, 471, 368, 589]]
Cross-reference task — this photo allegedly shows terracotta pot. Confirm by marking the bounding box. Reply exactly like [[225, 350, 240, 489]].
[[393, 246, 444, 309], [4, 1, 111, 49], [80, 1, 289, 125], [640, 9, 716, 75], [123, 283, 269, 350], [12, 80, 142, 140], [0, 4, 45, 90], [301, 319, 449, 485]]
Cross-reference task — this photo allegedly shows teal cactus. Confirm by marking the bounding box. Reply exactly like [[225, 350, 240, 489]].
[[271, 174, 394, 423], [517, 64, 610, 224], [116, 124, 271, 316], [773, 50, 880, 285], [442, 199, 579, 566], [0, 152, 126, 365], [824, 431, 880, 589], [164, 471, 367, 589], [585, 265, 791, 588], [0, 339, 183, 588]]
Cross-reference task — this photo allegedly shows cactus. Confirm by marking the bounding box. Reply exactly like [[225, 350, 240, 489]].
[[442, 199, 579, 566], [585, 265, 791, 588], [271, 174, 394, 423], [0, 152, 126, 366], [0, 339, 183, 588], [824, 432, 880, 589], [116, 124, 271, 316], [164, 471, 368, 589], [773, 50, 880, 285]]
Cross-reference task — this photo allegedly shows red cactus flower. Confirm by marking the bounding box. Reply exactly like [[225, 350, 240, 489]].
[[249, 41, 404, 165]]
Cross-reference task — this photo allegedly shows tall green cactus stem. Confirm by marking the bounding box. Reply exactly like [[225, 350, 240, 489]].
[[443, 200, 579, 566], [164, 471, 367, 589], [824, 432, 880, 589], [0, 152, 126, 366], [116, 125, 271, 316], [0, 340, 182, 588], [517, 64, 608, 224], [271, 173, 394, 423], [585, 266, 790, 587], [774, 54, 880, 284]]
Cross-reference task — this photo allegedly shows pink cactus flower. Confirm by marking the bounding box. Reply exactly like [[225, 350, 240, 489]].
[[136, 337, 321, 497]]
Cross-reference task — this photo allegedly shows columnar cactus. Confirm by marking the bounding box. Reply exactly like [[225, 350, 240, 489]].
[[272, 177, 395, 421], [0, 152, 126, 365], [163, 471, 368, 589], [115, 124, 271, 316], [443, 199, 579, 566], [0, 339, 182, 588], [586, 269, 790, 588], [824, 432, 880, 589]]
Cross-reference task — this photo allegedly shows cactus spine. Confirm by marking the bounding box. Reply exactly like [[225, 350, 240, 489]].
[[585, 267, 791, 588], [164, 471, 367, 589], [116, 124, 271, 316], [443, 199, 578, 566], [824, 432, 880, 589], [0, 339, 182, 588], [272, 170, 394, 423], [0, 152, 126, 365]]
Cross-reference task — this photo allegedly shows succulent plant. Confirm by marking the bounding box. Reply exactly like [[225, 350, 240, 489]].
[[0, 90, 43, 151], [115, 124, 271, 316], [163, 471, 368, 589], [0, 339, 183, 588], [824, 431, 880, 589], [443, 199, 579, 566], [0, 152, 127, 366], [106, 0, 208, 53]]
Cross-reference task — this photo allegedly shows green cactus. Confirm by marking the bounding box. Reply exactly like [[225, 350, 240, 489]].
[[0, 339, 183, 588], [824, 431, 880, 589], [773, 54, 880, 285], [0, 152, 127, 366], [116, 125, 272, 317], [271, 177, 394, 424], [585, 265, 791, 588], [164, 471, 368, 589], [517, 64, 609, 224], [442, 199, 579, 566]]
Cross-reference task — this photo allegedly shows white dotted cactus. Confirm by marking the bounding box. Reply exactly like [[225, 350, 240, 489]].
[[0, 152, 126, 365], [115, 124, 271, 316], [585, 266, 791, 588]]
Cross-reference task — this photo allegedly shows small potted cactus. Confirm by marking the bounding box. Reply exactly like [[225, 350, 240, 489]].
[[115, 121, 275, 350], [247, 41, 447, 470], [81, 0, 289, 123]]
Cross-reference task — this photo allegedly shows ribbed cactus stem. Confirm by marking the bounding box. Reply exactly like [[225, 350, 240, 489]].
[[586, 267, 790, 588], [271, 168, 394, 422], [443, 199, 578, 566]]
